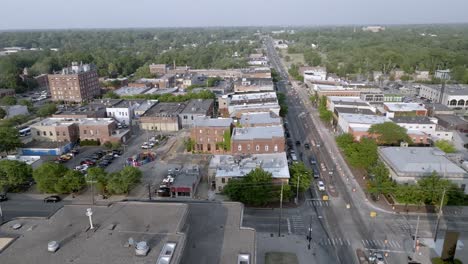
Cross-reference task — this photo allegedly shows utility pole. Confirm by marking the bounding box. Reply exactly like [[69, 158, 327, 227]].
[[434, 188, 446, 242], [278, 181, 284, 237], [295, 174, 300, 204], [307, 216, 312, 250]]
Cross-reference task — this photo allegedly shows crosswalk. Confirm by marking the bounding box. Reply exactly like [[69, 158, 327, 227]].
[[308, 200, 330, 207], [290, 215, 305, 234], [361, 239, 402, 249], [317, 237, 351, 246]]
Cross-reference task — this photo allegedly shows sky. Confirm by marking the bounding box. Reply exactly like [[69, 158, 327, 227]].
[[1, 0, 468, 30]]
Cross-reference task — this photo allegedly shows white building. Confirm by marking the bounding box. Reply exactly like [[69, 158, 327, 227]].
[[379, 147, 468, 193], [209, 153, 290, 193], [303, 67, 327, 82], [390, 116, 453, 141], [419, 84, 468, 108], [327, 96, 376, 113], [434, 69, 451, 80], [337, 113, 389, 138], [106, 100, 145, 125]]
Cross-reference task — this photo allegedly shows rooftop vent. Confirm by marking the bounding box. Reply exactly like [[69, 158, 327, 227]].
[[157, 242, 177, 264]]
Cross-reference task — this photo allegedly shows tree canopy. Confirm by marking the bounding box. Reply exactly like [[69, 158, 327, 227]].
[[289, 162, 312, 193], [36, 103, 57, 117], [0, 160, 32, 192], [0, 126, 22, 154], [434, 140, 457, 153], [368, 122, 412, 145], [33, 162, 85, 194], [0, 96, 17, 106]]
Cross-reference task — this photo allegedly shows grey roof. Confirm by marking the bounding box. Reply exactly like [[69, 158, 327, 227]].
[[379, 147, 467, 177], [194, 116, 232, 127], [240, 111, 281, 126], [172, 165, 200, 188], [232, 125, 284, 140], [331, 100, 370, 107], [423, 84, 468, 96], [143, 102, 187, 117], [210, 153, 290, 179], [425, 103, 453, 112], [435, 115, 468, 126], [335, 107, 375, 116], [390, 116, 434, 124], [0, 203, 187, 264], [112, 99, 145, 108], [180, 99, 214, 114], [384, 103, 426, 112]]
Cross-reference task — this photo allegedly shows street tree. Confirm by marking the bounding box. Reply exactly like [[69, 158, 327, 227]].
[[223, 168, 275, 206], [103, 91, 120, 99], [434, 140, 457, 153], [367, 161, 394, 197], [33, 162, 69, 193], [336, 133, 354, 149], [344, 138, 378, 170], [289, 162, 312, 193], [368, 122, 412, 145], [0, 160, 32, 191], [417, 171, 452, 206], [36, 103, 57, 117], [87, 167, 109, 194], [0, 96, 17, 106], [106, 166, 142, 194], [54, 170, 86, 194], [0, 107, 6, 119], [0, 126, 22, 154]]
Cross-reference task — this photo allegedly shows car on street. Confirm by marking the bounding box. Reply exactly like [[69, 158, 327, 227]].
[[310, 156, 317, 165], [0, 193, 8, 202], [369, 252, 385, 264], [141, 142, 151, 149], [44, 195, 61, 203], [317, 181, 326, 191]]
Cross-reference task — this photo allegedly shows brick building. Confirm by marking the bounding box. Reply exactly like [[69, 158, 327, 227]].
[[149, 64, 169, 75], [31, 118, 79, 143], [48, 62, 100, 102], [140, 102, 187, 132], [231, 126, 285, 155], [190, 117, 232, 154]]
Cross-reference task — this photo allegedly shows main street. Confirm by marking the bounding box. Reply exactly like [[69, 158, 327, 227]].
[[264, 36, 424, 263]]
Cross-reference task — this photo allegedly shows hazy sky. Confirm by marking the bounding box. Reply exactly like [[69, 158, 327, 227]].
[[1, 0, 468, 30]]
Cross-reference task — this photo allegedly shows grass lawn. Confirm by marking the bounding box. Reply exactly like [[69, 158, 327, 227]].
[[265, 252, 299, 264], [279, 50, 305, 68]]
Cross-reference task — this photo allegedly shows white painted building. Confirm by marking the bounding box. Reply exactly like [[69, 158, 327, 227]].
[[419, 84, 468, 108], [106, 100, 145, 125], [303, 67, 327, 82], [390, 116, 453, 141]]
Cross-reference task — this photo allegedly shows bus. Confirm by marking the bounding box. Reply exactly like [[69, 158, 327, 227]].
[[18, 127, 31, 137]]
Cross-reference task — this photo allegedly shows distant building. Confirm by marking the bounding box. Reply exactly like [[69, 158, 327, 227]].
[[239, 112, 281, 127], [379, 147, 468, 193], [435, 115, 468, 132], [302, 67, 327, 82], [362, 26, 385, 32], [106, 99, 147, 125], [424, 103, 455, 116], [34, 74, 49, 90], [48, 62, 100, 103], [337, 113, 389, 140], [414, 70, 431, 81], [191, 117, 233, 154], [383, 103, 427, 117], [149, 63, 169, 75], [114, 86, 150, 96], [231, 126, 285, 155], [179, 99, 214, 128], [234, 78, 274, 93], [170, 165, 200, 198], [434, 69, 451, 80], [390, 116, 451, 143], [327, 96, 376, 113], [241, 67, 271, 79], [0, 88, 15, 97], [419, 84, 468, 108], [311, 84, 361, 97], [140, 102, 187, 132], [210, 153, 290, 193]]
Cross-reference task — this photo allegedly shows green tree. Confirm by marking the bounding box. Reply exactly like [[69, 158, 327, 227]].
[[368, 122, 412, 145], [87, 167, 109, 194], [418, 171, 452, 206], [394, 185, 424, 205], [0, 126, 22, 154], [103, 141, 113, 149], [107, 166, 142, 194], [0, 160, 32, 191], [435, 140, 457, 153], [0, 107, 6, 119], [345, 138, 378, 169], [207, 77, 222, 87], [36, 103, 57, 117], [277, 92, 289, 117], [367, 161, 394, 196], [103, 91, 120, 99], [33, 162, 69, 193], [336, 133, 355, 149], [134, 64, 154, 78], [184, 138, 195, 152], [222, 129, 231, 151], [223, 168, 275, 206], [18, 99, 34, 112], [1, 96, 17, 106], [289, 162, 312, 193], [54, 170, 86, 194]]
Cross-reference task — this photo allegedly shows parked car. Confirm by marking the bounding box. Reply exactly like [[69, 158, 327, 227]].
[[44, 195, 61, 203], [80, 159, 96, 166], [317, 181, 326, 191], [0, 193, 8, 202], [369, 251, 385, 264]]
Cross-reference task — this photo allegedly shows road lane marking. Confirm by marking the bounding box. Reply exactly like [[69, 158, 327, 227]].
[[287, 218, 291, 234]]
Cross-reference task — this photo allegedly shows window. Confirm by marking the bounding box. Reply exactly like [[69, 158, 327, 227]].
[[207, 144, 211, 151], [199, 129, 203, 134], [43, 131, 46, 136], [256, 145, 260, 151], [184, 115, 188, 120], [247, 144, 251, 151], [221, 178, 225, 184], [265, 145, 269, 151], [83, 130, 87, 134], [238, 145, 242, 151], [63, 131, 66, 136], [37, 131, 40, 136], [274, 145, 278, 152]]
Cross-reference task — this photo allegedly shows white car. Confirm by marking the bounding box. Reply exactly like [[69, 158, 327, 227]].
[[48, 241, 60, 252], [317, 181, 326, 191]]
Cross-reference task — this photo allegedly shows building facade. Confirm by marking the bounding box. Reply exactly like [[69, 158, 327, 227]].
[[190, 117, 232, 154], [140, 102, 187, 132], [48, 62, 100, 103], [231, 126, 285, 155]]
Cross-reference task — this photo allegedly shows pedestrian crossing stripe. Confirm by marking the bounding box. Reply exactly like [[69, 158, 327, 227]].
[[317, 238, 351, 246], [361, 239, 401, 249], [308, 200, 330, 207]]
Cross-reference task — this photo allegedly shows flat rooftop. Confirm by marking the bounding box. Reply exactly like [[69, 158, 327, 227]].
[[335, 107, 375, 116], [384, 103, 426, 112], [211, 153, 290, 179], [194, 117, 233, 127], [79, 118, 115, 126], [180, 99, 214, 114], [422, 84, 468, 96], [231, 92, 277, 102], [328, 96, 365, 103], [391, 116, 435, 124], [143, 102, 187, 117], [0, 202, 187, 264], [112, 99, 146, 108], [232, 125, 284, 140], [379, 147, 467, 177], [340, 113, 388, 125], [114, 86, 150, 96], [240, 112, 281, 126]]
